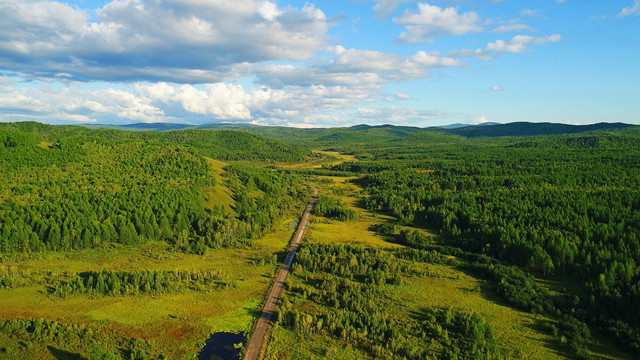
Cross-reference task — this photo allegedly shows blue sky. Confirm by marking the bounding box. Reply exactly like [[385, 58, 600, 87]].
[[0, 0, 638, 127]]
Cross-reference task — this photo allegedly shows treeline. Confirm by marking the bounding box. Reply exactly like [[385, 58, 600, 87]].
[[313, 196, 357, 221], [51, 269, 230, 298], [0, 128, 308, 254], [277, 244, 503, 359]]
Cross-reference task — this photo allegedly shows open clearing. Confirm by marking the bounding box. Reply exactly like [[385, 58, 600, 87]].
[[202, 157, 236, 215]]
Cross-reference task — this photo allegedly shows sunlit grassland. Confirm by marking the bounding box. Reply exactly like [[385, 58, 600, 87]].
[[0, 221, 296, 359], [202, 157, 236, 215], [235, 150, 357, 172], [36, 141, 53, 150], [308, 175, 401, 249], [270, 150, 359, 171], [397, 263, 564, 359], [265, 326, 369, 360], [399, 262, 630, 360]]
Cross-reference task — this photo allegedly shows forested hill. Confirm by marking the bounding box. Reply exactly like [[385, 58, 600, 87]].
[[75, 121, 638, 148], [0, 122, 309, 162], [205, 121, 638, 146], [0, 124, 309, 254]]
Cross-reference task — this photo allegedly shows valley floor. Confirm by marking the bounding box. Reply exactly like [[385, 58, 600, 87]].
[[0, 150, 635, 360]]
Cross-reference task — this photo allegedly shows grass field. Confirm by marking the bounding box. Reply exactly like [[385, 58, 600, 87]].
[[0, 222, 297, 359], [270, 151, 359, 171], [202, 157, 236, 215]]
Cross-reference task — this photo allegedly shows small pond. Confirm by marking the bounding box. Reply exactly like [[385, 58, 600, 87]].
[[198, 332, 245, 360]]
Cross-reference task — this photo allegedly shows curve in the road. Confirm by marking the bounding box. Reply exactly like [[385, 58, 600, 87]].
[[243, 186, 318, 360]]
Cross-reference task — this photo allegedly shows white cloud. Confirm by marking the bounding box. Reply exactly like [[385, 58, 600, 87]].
[[0, 113, 97, 124], [492, 23, 532, 34], [486, 34, 562, 53], [619, 1, 640, 17], [450, 34, 561, 60], [256, 47, 461, 90], [520, 9, 540, 18], [0, 0, 329, 82], [0, 75, 455, 127], [393, 3, 482, 43], [0, 83, 164, 124], [0, 76, 15, 85], [326, 46, 461, 81], [475, 116, 490, 124], [491, 86, 501, 92]]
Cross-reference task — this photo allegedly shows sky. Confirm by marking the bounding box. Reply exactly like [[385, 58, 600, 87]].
[[0, 0, 638, 128]]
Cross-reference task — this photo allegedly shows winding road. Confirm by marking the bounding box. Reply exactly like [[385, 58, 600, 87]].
[[243, 186, 318, 360]]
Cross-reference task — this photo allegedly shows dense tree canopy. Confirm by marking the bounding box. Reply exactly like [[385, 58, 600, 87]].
[[349, 132, 640, 353], [0, 125, 308, 254]]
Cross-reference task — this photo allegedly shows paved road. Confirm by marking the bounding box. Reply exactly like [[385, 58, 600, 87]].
[[243, 187, 318, 360]]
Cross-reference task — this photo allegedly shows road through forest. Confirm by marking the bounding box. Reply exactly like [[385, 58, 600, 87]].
[[243, 186, 318, 360]]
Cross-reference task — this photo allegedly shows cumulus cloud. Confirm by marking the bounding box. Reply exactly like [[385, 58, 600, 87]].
[[619, 1, 640, 17], [490, 86, 501, 92], [0, 0, 329, 82], [256, 47, 461, 89], [0, 83, 163, 124], [328, 46, 461, 79], [0, 76, 453, 127], [475, 116, 490, 124], [487, 34, 561, 52], [134, 81, 373, 123], [449, 34, 561, 60], [393, 3, 482, 43]]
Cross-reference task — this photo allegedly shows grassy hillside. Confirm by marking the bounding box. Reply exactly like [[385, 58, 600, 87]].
[[202, 158, 236, 215]]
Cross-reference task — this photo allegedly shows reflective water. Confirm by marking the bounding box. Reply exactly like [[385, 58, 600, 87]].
[[198, 332, 245, 360]]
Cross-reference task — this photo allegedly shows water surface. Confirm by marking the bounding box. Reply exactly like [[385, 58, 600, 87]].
[[198, 332, 245, 360]]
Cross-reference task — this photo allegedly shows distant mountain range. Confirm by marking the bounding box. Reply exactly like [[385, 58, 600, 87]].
[[438, 122, 501, 129], [443, 122, 632, 138], [83, 121, 635, 139]]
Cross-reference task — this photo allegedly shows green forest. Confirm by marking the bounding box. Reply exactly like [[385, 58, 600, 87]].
[[0, 121, 639, 359], [0, 125, 309, 255]]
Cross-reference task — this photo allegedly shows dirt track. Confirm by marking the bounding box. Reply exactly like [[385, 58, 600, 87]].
[[243, 187, 318, 360]]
